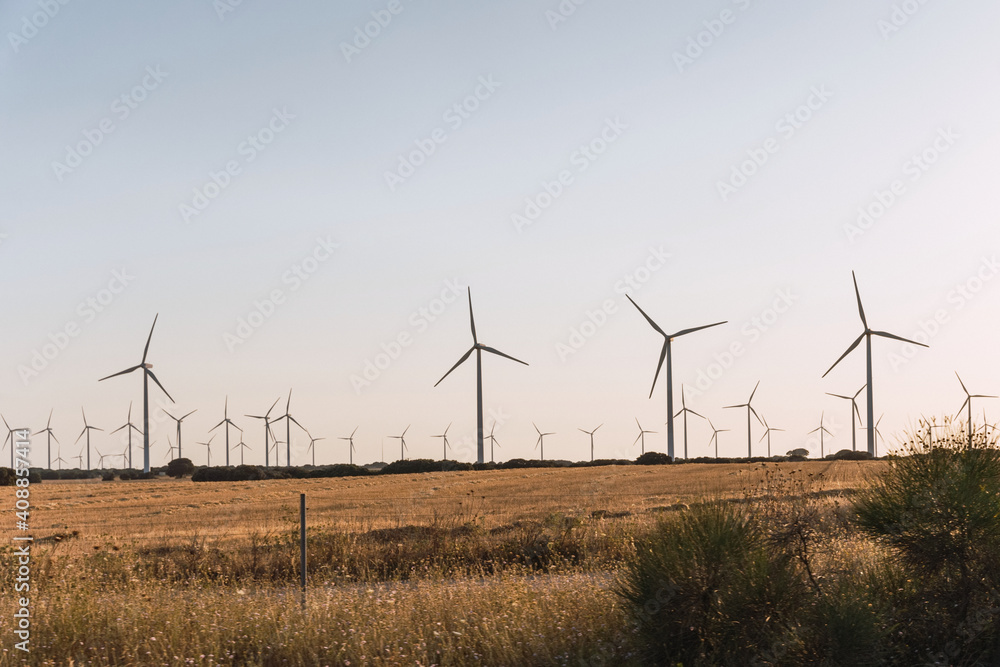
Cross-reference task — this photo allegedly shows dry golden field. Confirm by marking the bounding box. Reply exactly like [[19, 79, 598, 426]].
[[1, 461, 881, 666]]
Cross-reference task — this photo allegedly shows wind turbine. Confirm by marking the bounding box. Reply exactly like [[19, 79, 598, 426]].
[[198, 435, 216, 467], [578, 424, 602, 462], [434, 288, 528, 464], [955, 372, 997, 448], [724, 381, 764, 459], [72, 451, 84, 468], [209, 397, 243, 467], [165, 436, 177, 462], [339, 427, 358, 465], [633, 418, 656, 455], [625, 294, 726, 459], [99, 314, 174, 473], [486, 422, 500, 463], [823, 272, 928, 456], [706, 417, 729, 459], [432, 423, 452, 461], [95, 448, 109, 469], [54, 448, 67, 470], [272, 390, 307, 467], [110, 403, 142, 468], [533, 423, 553, 461], [232, 439, 251, 465], [245, 397, 280, 466], [389, 426, 409, 461], [672, 385, 704, 459], [2, 415, 17, 468], [32, 409, 58, 469], [758, 415, 784, 457], [808, 411, 833, 459], [826, 385, 865, 451], [164, 408, 197, 460], [74, 408, 102, 470], [306, 434, 324, 466]]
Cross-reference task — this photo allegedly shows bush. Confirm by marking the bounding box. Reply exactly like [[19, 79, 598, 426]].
[[635, 452, 671, 465], [166, 458, 194, 478], [0, 467, 14, 486], [828, 449, 873, 461], [616, 501, 803, 665]]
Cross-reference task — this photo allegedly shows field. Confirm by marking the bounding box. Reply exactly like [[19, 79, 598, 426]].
[[1, 461, 879, 665]]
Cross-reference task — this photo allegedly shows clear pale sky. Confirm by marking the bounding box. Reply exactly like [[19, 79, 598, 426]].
[[2, 0, 998, 467]]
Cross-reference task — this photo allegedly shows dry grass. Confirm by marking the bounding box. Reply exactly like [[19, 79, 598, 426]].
[[0, 461, 881, 665]]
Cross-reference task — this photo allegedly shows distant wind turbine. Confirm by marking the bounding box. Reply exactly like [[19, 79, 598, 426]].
[[306, 434, 324, 466], [434, 288, 528, 464], [54, 448, 68, 470], [232, 439, 251, 465], [245, 397, 280, 467], [724, 381, 764, 458], [486, 422, 500, 463], [955, 372, 997, 447], [432, 423, 452, 461], [110, 403, 142, 469], [1, 415, 15, 468], [706, 417, 728, 459], [339, 427, 358, 465], [758, 415, 784, 457], [32, 409, 58, 469], [272, 389, 308, 467], [198, 435, 216, 467], [389, 425, 409, 461], [210, 397, 243, 467], [826, 385, 865, 451], [99, 314, 174, 473], [625, 294, 726, 459], [578, 424, 602, 462], [823, 272, 928, 456], [73, 451, 84, 468], [633, 418, 656, 455], [533, 423, 553, 461], [808, 411, 833, 459], [95, 448, 109, 469], [165, 436, 177, 462], [74, 408, 102, 470], [672, 385, 704, 459], [164, 408, 197, 460]]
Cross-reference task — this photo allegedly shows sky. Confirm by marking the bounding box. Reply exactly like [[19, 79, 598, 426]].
[[2, 0, 999, 468]]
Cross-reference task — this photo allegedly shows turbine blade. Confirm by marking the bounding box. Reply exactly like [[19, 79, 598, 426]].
[[182, 410, 197, 420], [871, 330, 928, 348], [111, 424, 128, 434], [265, 397, 280, 417], [146, 369, 174, 403], [851, 272, 867, 328], [671, 321, 727, 338], [467, 288, 477, 344], [434, 347, 475, 386], [142, 314, 159, 364], [480, 345, 528, 366], [689, 410, 705, 419], [625, 295, 666, 336], [822, 334, 865, 378], [99, 365, 142, 382], [649, 342, 667, 398], [748, 380, 761, 403]]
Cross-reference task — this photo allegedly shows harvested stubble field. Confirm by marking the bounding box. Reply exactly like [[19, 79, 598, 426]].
[[1, 461, 878, 666]]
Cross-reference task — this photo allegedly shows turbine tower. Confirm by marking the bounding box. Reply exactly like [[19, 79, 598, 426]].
[[758, 415, 784, 457], [432, 423, 452, 461], [110, 403, 142, 468], [339, 427, 358, 465], [578, 424, 602, 462], [99, 314, 174, 473], [673, 385, 704, 459], [724, 381, 763, 459], [272, 389, 307, 467], [826, 385, 865, 451], [32, 409, 58, 469], [164, 408, 197, 460], [808, 411, 833, 459], [389, 425, 409, 461], [625, 294, 726, 459], [633, 418, 656, 455], [210, 397, 242, 467], [435, 288, 528, 464], [245, 397, 280, 467], [74, 408, 103, 470], [533, 423, 553, 461], [955, 372, 997, 447], [823, 272, 928, 456]]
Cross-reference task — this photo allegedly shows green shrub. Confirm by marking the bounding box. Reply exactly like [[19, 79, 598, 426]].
[[635, 452, 671, 465], [166, 457, 194, 478]]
